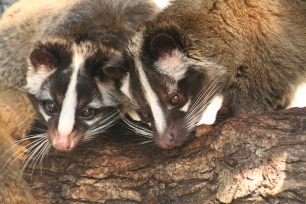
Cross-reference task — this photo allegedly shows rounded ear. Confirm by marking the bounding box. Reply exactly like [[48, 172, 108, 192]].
[[150, 33, 182, 58], [102, 55, 129, 79], [30, 48, 58, 73], [103, 65, 129, 79]]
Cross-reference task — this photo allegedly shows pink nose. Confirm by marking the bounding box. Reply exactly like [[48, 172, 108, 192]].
[[158, 133, 175, 149], [52, 137, 74, 151]]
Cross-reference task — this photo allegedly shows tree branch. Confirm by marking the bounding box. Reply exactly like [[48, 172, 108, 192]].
[[24, 107, 306, 203]]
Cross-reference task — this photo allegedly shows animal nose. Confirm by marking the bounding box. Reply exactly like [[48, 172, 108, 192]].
[[166, 133, 174, 144], [52, 137, 74, 151], [158, 132, 176, 149]]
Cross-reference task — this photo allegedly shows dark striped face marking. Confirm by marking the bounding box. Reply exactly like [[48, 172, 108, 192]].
[[120, 30, 225, 149], [26, 39, 121, 151]]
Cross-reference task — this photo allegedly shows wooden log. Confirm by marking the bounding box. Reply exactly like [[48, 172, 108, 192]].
[[23, 107, 306, 203]]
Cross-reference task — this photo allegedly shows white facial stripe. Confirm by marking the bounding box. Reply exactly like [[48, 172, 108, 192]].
[[121, 74, 131, 99], [39, 106, 51, 122], [85, 116, 102, 127], [121, 74, 141, 109], [180, 100, 191, 112], [197, 94, 224, 125], [138, 65, 165, 134], [97, 82, 120, 107], [26, 68, 54, 96], [127, 108, 141, 121], [167, 83, 178, 94], [120, 74, 142, 120], [87, 99, 103, 109], [39, 87, 53, 101], [58, 46, 84, 137], [155, 49, 188, 81], [129, 33, 166, 135], [158, 49, 184, 71]]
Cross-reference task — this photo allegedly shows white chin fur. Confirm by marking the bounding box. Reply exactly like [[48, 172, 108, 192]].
[[288, 82, 306, 108], [197, 94, 224, 125]]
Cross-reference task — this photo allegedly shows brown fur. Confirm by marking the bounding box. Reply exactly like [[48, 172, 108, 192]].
[[0, 138, 36, 204], [109, 0, 306, 148], [0, 86, 36, 203], [143, 0, 306, 115]]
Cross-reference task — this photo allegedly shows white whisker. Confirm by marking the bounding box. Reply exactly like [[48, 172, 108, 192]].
[[85, 110, 120, 139], [20, 137, 48, 174], [186, 79, 219, 116], [25, 138, 50, 180], [86, 110, 118, 132], [185, 82, 215, 119], [120, 111, 153, 138], [39, 142, 51, 173], [137, 140, 154, 145], [0, 135, 46, 173], [16, 134, 47, 143], [12, 86, 27, 94], [184, 79, 222, 131]]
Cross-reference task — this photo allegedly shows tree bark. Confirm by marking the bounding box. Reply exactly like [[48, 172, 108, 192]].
[[23, 107, 306, 203]]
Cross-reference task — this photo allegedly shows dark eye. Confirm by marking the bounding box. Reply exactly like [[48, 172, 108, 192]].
[[169, 94, 181, 106], [81, 109, 94, 118], [142, 112, 152, 119], [45, 102, 57, 114]]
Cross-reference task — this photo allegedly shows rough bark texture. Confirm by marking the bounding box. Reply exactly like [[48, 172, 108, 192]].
[[23, 107, 306, 203]]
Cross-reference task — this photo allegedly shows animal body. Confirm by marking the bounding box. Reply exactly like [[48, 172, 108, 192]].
[[0, 0, 159, 202], [0, 0, 159, 150], [105, 0, 306, 149], [0, 86, 37, 203]]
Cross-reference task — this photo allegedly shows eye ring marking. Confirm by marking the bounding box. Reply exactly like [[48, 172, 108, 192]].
[[81, 109, 95, 118], [45, 102, 58, 114]]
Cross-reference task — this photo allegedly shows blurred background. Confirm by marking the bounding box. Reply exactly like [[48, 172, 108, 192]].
[[0, 0, 171, 17], [0, 0, 170, 17]]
